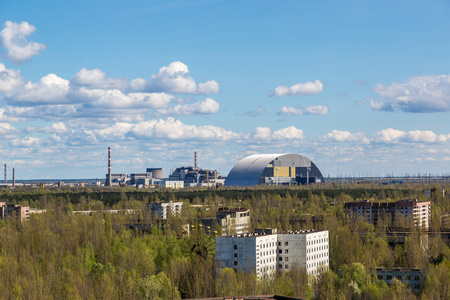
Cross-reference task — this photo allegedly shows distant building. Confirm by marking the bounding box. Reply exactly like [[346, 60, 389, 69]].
[[202, 208, 251, 236], [0, 202, 29, 223], [344, 199, 431, 229], [215, 229, 329, 278], [373, 268, 424, 293], [225, 153, 324, 187], [105, 173, 127, 186], [130, 168, 164, 186], [146, 201, 183, 220], [216, 208, 250, 235], [163, 180, 184, 189], [169, 166, 224, 187]]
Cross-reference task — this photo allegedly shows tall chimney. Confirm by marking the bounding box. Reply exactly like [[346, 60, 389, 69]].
[[194, 152, 198, 168], [108, 147, 112, 186], [4, 164, 6, 183], [12, 168, 15, 187]]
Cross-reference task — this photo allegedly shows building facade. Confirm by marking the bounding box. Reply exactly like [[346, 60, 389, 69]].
[[216, 208, 251, 235], [374, 268, 424, 293], [216, 229, 329, 277], [344, 200, 431, 229], [0, 202, 29, 223], [146, 201, 183, 220]]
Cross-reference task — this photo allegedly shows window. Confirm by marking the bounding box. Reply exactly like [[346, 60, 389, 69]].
[[278, 249, 282, 254], [397, 276, 402, 280], [285, 265, 289, 269], [234, 261, 238, 266], [387, 275, 392, 280], [279, 257, 282, 261], [414, 276, 420, 280], [285, 249, 288, 254], [285, 257, 289, 261], [234, 253, 237, 258], [378, 275, 383, 280], [285, 242, 289, 246], [278, 242, 281, 246], [234, 245, 237, 250], [278, 264, 282, 269]]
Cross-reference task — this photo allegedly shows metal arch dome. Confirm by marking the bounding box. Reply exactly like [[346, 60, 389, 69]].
[[224, 153, 323, 187]]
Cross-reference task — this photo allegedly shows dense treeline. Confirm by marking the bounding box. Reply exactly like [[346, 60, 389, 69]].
[[0, 182, 428, 208], [0, 183, 449, 299]]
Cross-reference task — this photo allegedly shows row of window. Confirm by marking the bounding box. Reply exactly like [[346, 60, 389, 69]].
[[307, 260, 328, 270], [379, 275, 421, 281], [307, 252, 328, 261], [307, 245, 328, 253], [307, 237, 328, 246]]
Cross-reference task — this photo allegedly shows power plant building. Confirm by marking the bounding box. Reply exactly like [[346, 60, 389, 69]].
[[225, 153, 324, 187]]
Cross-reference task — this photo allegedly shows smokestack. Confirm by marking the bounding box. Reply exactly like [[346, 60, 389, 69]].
[[108, 147, 112, 186], [4, 164, 6, 183], [195, 152, 198, 168], [12, 168, 15, 187]]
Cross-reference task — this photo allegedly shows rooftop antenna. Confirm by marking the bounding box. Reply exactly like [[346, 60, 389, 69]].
[[194, 152, 198, 168]]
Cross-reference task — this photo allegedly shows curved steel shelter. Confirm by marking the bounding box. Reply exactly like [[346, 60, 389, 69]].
[[224, 153, 324, 187]]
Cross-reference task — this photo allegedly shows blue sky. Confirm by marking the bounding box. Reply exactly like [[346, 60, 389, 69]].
[[1, 0, 450, 179]]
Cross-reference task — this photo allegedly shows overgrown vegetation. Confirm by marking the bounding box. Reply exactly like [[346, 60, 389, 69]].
[[0, 183, 449, 299]]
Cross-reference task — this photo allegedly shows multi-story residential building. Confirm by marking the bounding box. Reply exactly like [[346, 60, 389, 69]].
[[201, 208, 251, 236], [216, 208, 250, 235], [0, 202, 29, 223], [373, 268, 424, 293], [344, 199, 430, 229], [146, 201, 183, 220], [215, 229, 329, 278]]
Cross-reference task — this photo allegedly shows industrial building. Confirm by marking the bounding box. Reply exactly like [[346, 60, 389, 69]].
[[169, 166, 224, 187], [202, 208, 251, 236], [225, 153, 324, 187], [130, 168, 164, 186], [215, 229, 329, 278], [344, 199, 431, 229], [146, 201, 183, 220]]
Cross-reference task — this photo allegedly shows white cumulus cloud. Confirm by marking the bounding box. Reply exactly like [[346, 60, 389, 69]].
[[7, 73, 70, 105], [149, 61, 219, 94], [71, 68, 127, 90], [252, 126, 304, 140], [279, 105, 303, 115], [373, 128, 450, 143], [278, 104, 328, 115], [304, 104, 328, 115], [157, 98, 220, 115], [130, 118, 239, 140], [0, 21, 47, 62], [270, 80, 323, 97], [0, 63, 24, 92], [373, 75, 450, 113], [322, 130, 366, 142]]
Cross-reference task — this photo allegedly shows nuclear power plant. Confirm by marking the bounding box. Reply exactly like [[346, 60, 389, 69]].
[[103, 148, 324, 188]]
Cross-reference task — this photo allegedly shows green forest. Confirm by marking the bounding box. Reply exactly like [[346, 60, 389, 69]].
[[1, 183, 450, 299]]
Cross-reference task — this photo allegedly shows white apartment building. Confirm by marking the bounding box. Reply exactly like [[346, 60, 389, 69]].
[[146, 201, 183, 220], [216, 229, 329, 278]]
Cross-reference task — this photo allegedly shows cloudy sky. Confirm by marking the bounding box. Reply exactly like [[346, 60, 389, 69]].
[[1, 0, 450, 179]]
